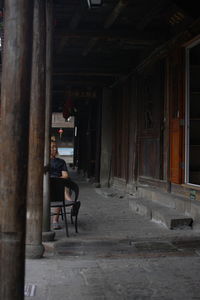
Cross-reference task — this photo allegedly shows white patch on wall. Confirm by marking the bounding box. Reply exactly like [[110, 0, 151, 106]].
[[52, 112, 74, 128]]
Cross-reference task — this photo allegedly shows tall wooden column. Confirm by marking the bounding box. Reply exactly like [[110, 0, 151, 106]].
[[0, 1, 34, 299], [26, 0, 46, 258], [42, 0, 55, 242]]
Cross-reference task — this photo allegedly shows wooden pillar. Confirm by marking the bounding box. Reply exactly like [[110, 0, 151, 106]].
[[0, 1, 34, 299], [100, 88, 113, 187], [26, 0, 46, 259], [42, 0, 55, 242], [94, 96, 102, 184]]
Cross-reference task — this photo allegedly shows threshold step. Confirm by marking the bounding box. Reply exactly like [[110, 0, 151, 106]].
[[129, 197, 193, 230]]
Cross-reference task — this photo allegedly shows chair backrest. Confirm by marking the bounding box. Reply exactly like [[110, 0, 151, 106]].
[[50, 177, 79, 202], [67, 180, 79, 202]]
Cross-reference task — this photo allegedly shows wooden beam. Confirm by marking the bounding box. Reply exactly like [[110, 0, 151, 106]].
[[82, 37, 99, 56], [136, 0, 169, 30], [53, 79, 112, 87], [104, 0, 128, 29], [57, 10, 82, 54], [110, 16, 200, 87], [81, 1, 155, 58], [68, 10, 82, 30], [54, 29, 161, 42], [53, 71, 122, 77], [82, 0, 129, 57]]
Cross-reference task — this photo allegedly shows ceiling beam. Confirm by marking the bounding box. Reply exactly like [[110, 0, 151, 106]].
[[57, 10, 82, 54], [136, 0, 169, 30], [53, 80, 110, 88], [54, 29, 161, 42], [110, 16, 200, 88], [53, 64, 130, 74], [104, 0, 128, 29], [53, 71, 122, 77], [81, 0, 129, 56], [82, 37, 99, 56]]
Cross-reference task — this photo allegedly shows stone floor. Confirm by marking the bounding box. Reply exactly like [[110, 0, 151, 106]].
[[25, 170, 200, 299]]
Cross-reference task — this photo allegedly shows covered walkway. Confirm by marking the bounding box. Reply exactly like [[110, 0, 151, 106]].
[[25, 169, 200, 299], [1, 1, 200, 299]]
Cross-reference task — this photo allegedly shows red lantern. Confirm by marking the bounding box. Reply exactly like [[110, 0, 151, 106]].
[[58, 128, 63, 139], [63, 96, 73, 120]]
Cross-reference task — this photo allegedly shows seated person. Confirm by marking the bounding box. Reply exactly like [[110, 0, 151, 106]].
[[50, 140, 72, 230]]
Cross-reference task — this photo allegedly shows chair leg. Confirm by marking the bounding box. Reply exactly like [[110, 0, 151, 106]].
[[75, 215, 78, 233], [61, 207, 64, 220], [70, 212, 74, 224], [74, 202, 81, 233], [62, 204, 69, 237]]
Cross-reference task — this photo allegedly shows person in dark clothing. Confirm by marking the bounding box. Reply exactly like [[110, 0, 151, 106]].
[[50, 141, 71, 229], [50, 150, 68, 178]]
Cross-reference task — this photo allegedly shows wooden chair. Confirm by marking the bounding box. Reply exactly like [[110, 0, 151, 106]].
[[50, 177, 81, 237]]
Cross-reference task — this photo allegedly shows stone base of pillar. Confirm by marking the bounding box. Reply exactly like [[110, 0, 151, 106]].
[[42, 231, 55, 242], [26, 244, 45, 259]]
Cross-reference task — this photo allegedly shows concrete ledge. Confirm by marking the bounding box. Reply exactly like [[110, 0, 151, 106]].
[[129, 197, 193, 230], [111, 177, 136, 194], [137, 186, 200, 222], [152, 207, 193, 229], [129, 197, 156, 219], [95, 188, 118, 198]]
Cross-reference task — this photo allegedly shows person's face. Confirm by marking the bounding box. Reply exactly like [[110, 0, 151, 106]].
[[51, 142, 57, 158]]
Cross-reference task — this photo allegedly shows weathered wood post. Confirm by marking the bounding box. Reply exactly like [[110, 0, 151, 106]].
[[42, 0, 55, 242], [0, 1, 34, 299], [26, 0, 46, 258]]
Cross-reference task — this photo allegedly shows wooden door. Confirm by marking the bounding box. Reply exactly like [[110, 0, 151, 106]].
[[169, 49, 184, 184]]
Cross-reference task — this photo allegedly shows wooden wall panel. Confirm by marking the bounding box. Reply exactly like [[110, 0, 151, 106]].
[[138, 61, 165, 179], [121, 81, 130, 180], [112, 61, 165, 182], [112, 83, 130, 181], [139, 138, 161, 178], [127, 77, 138, 183]]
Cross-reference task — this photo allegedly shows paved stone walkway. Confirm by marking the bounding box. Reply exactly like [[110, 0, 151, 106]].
[[25, 171, 200, 299]]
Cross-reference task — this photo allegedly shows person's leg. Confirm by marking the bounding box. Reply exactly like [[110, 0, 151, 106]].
[[52, 188, 72, 229], [52, 207, 62, 229], [64, 187, 72, 201]]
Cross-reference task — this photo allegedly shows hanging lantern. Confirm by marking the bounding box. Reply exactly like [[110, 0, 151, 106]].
[[63, 94, 74, 121], [58, 128, 63, 139], [63, 91, 77, 121]]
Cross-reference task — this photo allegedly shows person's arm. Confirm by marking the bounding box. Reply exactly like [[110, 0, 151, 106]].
[[60, 170, 69, 179], [59, 159, 69, 179], [44, 163, 50, 174]]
